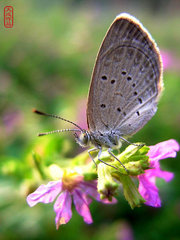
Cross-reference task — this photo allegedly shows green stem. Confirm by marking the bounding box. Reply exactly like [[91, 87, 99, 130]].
[[32, 152, 47, 180]]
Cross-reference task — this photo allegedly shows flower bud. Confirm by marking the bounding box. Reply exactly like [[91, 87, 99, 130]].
[[97, 163, 119, 201]]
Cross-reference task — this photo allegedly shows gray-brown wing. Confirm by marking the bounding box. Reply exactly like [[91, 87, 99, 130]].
[[86, 13, 163, 136]]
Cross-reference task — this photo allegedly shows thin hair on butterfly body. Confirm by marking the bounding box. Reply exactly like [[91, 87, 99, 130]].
[[34, 13, 163, 171]]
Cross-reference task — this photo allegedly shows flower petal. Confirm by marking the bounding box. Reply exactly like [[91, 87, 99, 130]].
[[79, 181, 117, 204], [137, 139, 178, 207], [73, 189, 93, 224], [148, 139, 180, 164], [54, 191, 72, 229], [79, 181, 99, 200], [27, 181, 62, 207], [138, 175, 161, 207], [147, 168, 174, 182]]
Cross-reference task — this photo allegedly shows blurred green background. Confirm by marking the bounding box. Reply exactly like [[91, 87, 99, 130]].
[[0, 0, 180, 239]]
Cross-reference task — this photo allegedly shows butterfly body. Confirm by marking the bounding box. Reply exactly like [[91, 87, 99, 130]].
[[75, 130, 122, 149]]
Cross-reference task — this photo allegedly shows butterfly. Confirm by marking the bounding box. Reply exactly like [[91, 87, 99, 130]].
[[34, 13, 163, 171]]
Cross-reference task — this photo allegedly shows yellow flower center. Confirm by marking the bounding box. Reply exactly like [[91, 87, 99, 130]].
[[62, 170, 83, 192]]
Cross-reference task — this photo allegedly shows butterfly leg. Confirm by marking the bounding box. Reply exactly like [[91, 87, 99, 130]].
[[88, 148, 98, 169], [97, 148, 118, 170], [88, 148, 118, 170], [119, 136, 145, 148], [108, 148, 128, 173]]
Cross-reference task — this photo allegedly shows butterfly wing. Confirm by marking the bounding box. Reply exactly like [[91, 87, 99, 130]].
[[86, 13, 163, 136]]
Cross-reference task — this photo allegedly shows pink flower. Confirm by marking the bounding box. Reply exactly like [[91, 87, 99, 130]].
[[161, 50, 174, 70], [27, 172, 116, 229], [161, 50, 180, 71], [2, 108, 23, 135], [138, 139, 179, 207]]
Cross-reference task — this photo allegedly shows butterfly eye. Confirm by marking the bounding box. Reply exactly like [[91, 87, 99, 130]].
[[79, 133, 87, 142]]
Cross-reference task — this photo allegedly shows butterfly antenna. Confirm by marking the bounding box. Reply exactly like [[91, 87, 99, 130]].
[[38, 129, 81, 137], [33, 109, 83, 131]]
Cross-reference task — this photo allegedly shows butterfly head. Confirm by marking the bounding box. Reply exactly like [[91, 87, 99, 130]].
[[74, 130, 91, 148]]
